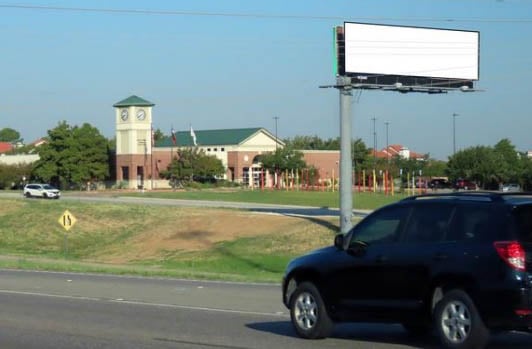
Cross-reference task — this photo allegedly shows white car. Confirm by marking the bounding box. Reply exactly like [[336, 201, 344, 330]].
[[23, 183, 61, 199], [502, 183, 521, 193]]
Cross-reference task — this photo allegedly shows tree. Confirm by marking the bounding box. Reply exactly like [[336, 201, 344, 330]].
[[519, 156, 532, 191], [161, 147, 225, 183], [446, 146, 497, 189], [284, 135, 370, 171], [0, 163, 32, 189], [32, 121, 109, 188], [0, 128, 21, 143], [260, 147, 306, 173], [422, 160, 447, 178], [284, 135, 341, 150], [154, 128, 164, 142], [493, 139, 520, 184], [352, 138, 369, 170], [70, 123, 110, 184]]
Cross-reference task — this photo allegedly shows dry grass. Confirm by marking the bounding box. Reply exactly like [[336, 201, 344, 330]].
[[91, 209, 339, 263], [0, 197, 354, 281]]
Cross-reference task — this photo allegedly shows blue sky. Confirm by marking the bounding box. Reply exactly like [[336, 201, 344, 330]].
[[2, 0, 531, 160]]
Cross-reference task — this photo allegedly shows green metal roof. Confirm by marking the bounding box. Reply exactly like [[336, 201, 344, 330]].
[[156, 127, 273, 147], [113, 95, 155, 107]]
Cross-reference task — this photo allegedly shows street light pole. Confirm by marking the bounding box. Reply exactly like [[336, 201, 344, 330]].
[[452, 113, 459, 155], [273, 116, 279, 189], [372, 117, 377, 162], [273, 116, 279, 150], [385, 121, 390, 162]]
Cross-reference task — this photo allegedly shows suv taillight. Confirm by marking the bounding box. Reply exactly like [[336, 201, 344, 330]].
[[494, 241, 526, 271]]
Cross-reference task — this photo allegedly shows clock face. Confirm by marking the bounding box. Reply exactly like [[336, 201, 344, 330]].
[[136, 109, 146, 121], [120, 109, 128, 121]]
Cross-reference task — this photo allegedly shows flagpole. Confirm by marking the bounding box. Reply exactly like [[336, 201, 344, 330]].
[[151, 123, 154, 190], [171, 125, 174, 162]]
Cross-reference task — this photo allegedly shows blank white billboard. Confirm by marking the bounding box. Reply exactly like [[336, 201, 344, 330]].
[[344, 22, 479, 81]]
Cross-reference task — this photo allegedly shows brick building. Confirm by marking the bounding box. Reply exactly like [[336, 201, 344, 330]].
[[114, 95, 340, 189]]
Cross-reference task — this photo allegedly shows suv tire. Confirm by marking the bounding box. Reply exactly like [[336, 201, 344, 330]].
[[289, 282, 333, 339], [24, 192, 31, 198], [434, 289, 489, 349]]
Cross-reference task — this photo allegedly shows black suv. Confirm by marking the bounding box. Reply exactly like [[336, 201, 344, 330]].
[[282, 192, 532, 349]]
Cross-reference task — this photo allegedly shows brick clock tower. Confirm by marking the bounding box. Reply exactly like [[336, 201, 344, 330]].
[[113, 95, 155, 189]]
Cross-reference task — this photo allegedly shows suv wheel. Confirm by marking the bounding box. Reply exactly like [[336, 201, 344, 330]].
[[289, 282, 333, 339], [24, 192, 31, 198], [434, 289, 489, 349]]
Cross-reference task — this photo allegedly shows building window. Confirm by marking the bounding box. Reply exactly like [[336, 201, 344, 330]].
[[221, 148, 225, 152], [207, 148, 211, 152], [214, 148, 218, 152]]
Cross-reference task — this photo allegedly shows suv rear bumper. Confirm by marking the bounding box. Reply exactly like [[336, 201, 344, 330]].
[[481, 286, 532, 331]]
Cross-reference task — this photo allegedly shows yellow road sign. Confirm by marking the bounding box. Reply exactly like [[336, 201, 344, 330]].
[[58, 210, 77, 231]]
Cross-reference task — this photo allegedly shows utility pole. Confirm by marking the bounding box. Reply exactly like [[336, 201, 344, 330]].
[[452, 113, 459, 155], [385, 121, 390, 162], [372, 117, 377, 162], [273, 116, 279, 150], [338, 76, 353, 234]]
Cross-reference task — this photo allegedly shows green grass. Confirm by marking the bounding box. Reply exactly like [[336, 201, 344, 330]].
[[0, 189, 405, 282], [123, 189, 407, 210], [0, 197, 344, 282]]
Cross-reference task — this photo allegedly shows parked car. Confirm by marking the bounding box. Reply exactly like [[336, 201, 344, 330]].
[[192, 175, 217, 184], [454, 178, 477, 190], [429, 178, 451, 189], [23, 183, 61, 199], [414, 180, 428, 189], [282, 192, 532, 349], [502, 183, 521, 192]]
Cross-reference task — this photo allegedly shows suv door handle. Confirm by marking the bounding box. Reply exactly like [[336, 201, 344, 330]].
[[433, 253, 448, 261], [375, 255, 389, 263]]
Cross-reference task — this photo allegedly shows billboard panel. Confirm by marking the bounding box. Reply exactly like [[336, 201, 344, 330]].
[[343, 22, 479, 88]]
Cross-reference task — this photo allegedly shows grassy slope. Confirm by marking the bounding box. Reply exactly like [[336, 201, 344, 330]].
[[0, 197, 345, 282]]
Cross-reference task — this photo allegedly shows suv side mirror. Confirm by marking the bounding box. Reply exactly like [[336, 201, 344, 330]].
[[345, 239, 369, 257], [334, 234, 344, 250]]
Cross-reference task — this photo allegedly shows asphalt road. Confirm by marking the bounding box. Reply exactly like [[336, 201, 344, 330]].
[[1, 270, 532, 349]]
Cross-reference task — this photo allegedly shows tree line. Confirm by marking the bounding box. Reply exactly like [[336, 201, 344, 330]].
[[1, 124, 531, 190]]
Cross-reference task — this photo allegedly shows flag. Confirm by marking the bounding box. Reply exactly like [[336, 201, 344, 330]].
[[171, 127, 176, 146], [190, 126, 197, 146]]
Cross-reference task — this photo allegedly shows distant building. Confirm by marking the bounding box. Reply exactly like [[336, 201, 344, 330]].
[[30, 138, 47, 148], [154, 127, 284, 187], [0, 142, 13, 154], [0, 138, 46, 165], [0, 154, 39, 165], [113, 95, 341, 190], [371, 144, 426, 161]]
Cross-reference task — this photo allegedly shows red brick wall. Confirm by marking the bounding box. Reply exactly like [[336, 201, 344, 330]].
[[302, 151, 340, 180]]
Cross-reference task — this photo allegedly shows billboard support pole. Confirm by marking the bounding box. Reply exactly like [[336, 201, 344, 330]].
[[337, 76, 353, 234]]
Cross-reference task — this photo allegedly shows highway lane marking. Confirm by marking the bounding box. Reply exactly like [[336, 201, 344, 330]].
[[0, 268, 279, 287], [0, 289, 288, 318]]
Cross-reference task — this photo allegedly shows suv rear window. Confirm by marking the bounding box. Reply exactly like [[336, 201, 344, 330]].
[[447, 204, 496, 242]]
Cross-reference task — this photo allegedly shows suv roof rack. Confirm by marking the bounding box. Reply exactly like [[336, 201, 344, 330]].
[[400, 191, 532, 203]]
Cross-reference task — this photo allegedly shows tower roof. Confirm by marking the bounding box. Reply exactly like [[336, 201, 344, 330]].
[[113, 95, 155, 107]]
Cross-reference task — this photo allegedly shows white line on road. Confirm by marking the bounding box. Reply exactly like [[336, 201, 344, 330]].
[[0, 289, 288, 318]]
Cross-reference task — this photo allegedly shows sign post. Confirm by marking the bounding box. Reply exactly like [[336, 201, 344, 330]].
[[58, 210, 77, 258]]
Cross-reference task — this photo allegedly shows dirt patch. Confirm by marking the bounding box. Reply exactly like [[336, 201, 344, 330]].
[[95, 209, 337, 263]]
